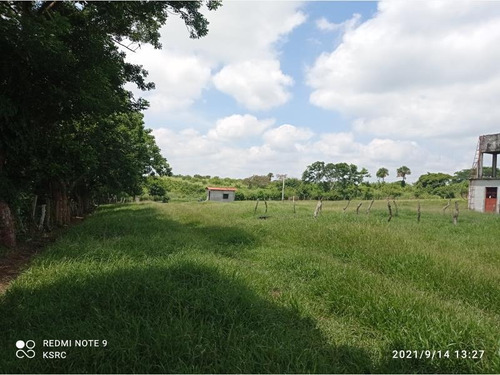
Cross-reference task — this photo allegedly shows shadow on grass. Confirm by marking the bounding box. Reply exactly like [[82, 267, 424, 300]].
[[44, 205, 259, 261], [0, 262, 373, 373]]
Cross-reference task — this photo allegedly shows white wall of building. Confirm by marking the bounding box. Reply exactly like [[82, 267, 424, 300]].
[[468, 179, 500, 213], [207, 190, 235, 202]]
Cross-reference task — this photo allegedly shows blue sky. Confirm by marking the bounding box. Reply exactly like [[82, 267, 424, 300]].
[[126, 1, 500, 181]]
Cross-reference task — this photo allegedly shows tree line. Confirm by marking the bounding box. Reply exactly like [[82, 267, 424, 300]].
[[0, 1, 221, 248], [143, 163, 480, 202]]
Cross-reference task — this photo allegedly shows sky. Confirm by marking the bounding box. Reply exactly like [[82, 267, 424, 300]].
[[125, 0, 500, 183]]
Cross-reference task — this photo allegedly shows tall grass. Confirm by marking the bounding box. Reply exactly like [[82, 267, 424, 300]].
[[0, 200, 499, 373]]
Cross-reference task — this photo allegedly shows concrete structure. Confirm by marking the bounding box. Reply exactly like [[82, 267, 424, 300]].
[[469, 133, 500, 213], [206, 187, 236, 202]]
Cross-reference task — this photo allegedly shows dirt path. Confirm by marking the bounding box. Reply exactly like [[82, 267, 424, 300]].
[[0, 236, 55, 294]]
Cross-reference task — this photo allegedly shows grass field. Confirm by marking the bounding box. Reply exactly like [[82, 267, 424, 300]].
[[1, 200, 499, 373]]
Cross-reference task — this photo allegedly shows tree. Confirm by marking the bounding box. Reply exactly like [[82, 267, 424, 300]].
[[415, 172, 454, 198], [284, 178, 301, 189], [0, 1, 220, 247], [302, 161, 370, 199], [302, 161, 326, 185], [452, 169, 473, 183], [416, 173, 452, 190], [397, 166, 411, 187], [149, 181, 166, 199], [243, 175, 271, 188], [376, 167, 389, 183], [327, 163, 370, 199]]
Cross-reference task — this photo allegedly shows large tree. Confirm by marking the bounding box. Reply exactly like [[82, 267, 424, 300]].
[[0, 1, 220, 247], [302, 161, 326, 185], [302, 161, 370, 199]]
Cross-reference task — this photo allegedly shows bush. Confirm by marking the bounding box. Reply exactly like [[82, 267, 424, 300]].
[[149, 182, 166, 197]]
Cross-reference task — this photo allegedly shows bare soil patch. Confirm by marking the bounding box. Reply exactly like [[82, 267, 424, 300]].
[[0, 236, 56, 294]]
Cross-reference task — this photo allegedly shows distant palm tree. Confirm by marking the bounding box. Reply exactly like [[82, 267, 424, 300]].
[[397, 166, 411, 186], [376, 167, 389, 182]]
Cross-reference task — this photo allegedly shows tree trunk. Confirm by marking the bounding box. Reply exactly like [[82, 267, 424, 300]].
[[82, 194, 92, 215], [39, 204, 46, 230], [0, 150, 16, 247], [52, 181, 71, 226], [75, 192, 83, 217], [45, 198, 52, 231], [0, 201, 16, 248], [31, 195, 38, 222]]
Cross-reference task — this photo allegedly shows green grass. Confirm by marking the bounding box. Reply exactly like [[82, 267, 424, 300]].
[[1, 200, 499, 373]]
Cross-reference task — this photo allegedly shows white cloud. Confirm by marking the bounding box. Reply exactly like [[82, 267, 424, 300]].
[[312, 132, 423, 162], [153, 117, 438, 181], [152, 115, 313, 178], [135, 1, 497, 180], [207, 114, 274, 141], [316, 13, 361, 33], [263, 124, 314, 151], [127, 2, 305, 115], [125, 47, 211, 112], [213, 60, 294, 111], [153, 128, 219, 158], [310, 132, 428, 180], [307, 0, 500, 140], [313, 132, 360, 156], [362, 138, 423, 163], [161, 1, 306, 64]]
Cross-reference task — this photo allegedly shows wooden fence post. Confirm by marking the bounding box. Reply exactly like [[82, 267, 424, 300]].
[[366, 199, 374, 214], [314, 199, 323, 218], [343, 199, 351, 214], [393, 199, 398, 217], [417, 201, 421, 223], [254, 199, 260, 215], [442, 199, 451, 214], [387, 201, 393, 222], [453, 201, 459, 225]]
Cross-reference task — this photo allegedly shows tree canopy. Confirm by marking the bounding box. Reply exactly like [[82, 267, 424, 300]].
[[376, 167, 389, 182], [302, 161, 370, 199], [396, 166, 411, 186], [0, 1, 220, 247]]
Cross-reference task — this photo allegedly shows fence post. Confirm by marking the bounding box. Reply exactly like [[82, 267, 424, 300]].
[[453, 201, 459, 225]]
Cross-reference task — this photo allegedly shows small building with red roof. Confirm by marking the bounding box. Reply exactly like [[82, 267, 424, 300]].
[[206, 187, 237, 202]]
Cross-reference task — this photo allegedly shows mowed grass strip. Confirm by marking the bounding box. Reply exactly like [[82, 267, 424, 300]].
[[0, 201, 499, 373]]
